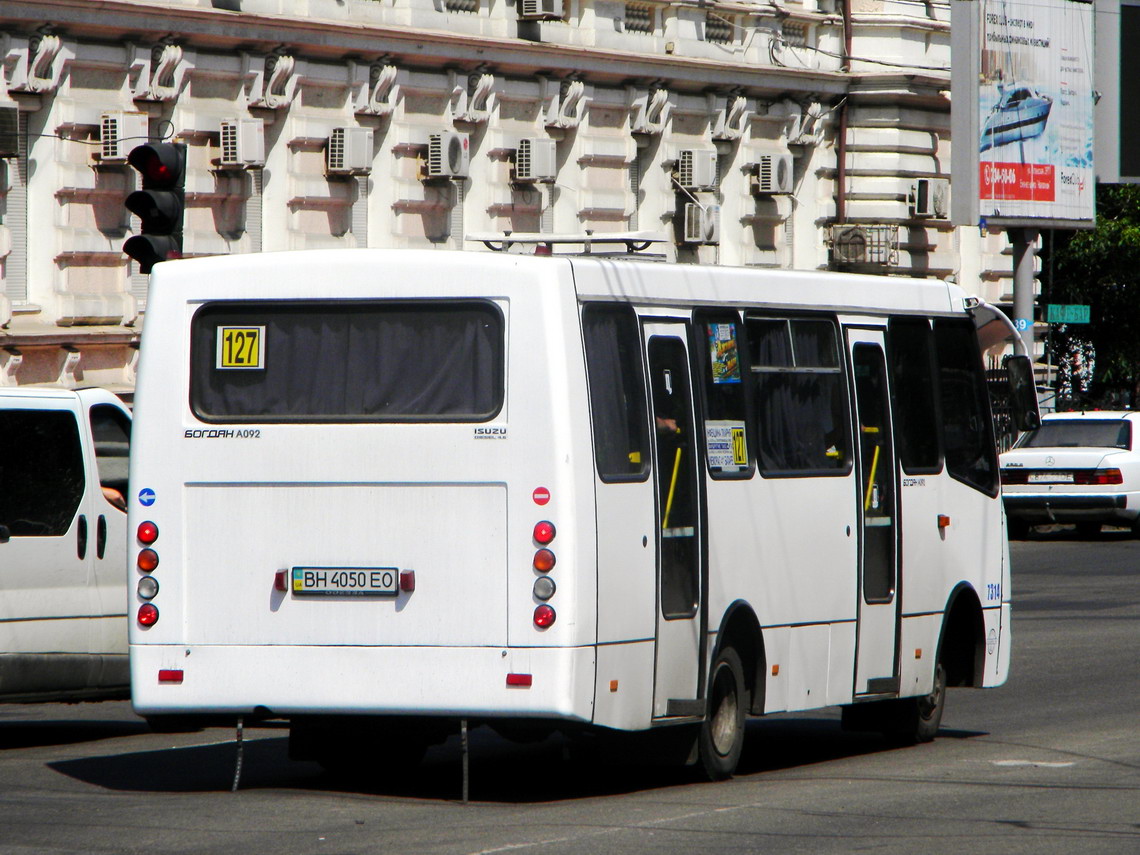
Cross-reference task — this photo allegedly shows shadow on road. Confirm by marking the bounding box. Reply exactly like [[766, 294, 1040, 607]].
[[46, 715, 988, 803], [0, 718, 150, 751]]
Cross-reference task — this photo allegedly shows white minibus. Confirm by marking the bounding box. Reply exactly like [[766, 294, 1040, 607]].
[[128, 248, 1029, 779]]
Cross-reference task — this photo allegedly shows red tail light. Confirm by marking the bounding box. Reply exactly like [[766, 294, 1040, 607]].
[[1074, 468, 1123, 485], [533, 604, 556, 628], [533, 520, 556, 544], [137, 521, 159, 544], [137, 604, 159, 626]]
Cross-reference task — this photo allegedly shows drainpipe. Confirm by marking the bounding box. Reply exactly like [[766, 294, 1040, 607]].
[[836, 0, 853, 224]]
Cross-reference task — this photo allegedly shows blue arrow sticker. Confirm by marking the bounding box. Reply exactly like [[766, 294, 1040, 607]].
[[138, 488, 156, 507]]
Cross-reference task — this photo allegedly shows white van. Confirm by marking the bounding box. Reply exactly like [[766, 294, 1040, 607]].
[[128, 248, 1030, 778], [0, 387, 132, 700]]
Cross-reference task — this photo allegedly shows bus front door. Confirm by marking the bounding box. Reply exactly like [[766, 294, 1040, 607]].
[[848, 332, 901, 696], [644, 324, 705, 718]]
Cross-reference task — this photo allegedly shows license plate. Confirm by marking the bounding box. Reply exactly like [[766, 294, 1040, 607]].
[[291, 567, 399, 597], [1028, 472, 1072, 483]]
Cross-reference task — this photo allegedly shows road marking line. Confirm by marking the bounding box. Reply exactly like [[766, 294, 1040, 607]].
[[992, 760, 1076, 768]]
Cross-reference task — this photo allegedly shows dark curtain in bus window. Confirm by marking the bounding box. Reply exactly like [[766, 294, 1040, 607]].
[[887, 318, 942, 473], [190, 302, 503, 421], [0, 410, 85, 536], [582, 304, 650, 481], [934, 319, 999, 496], [748, 317, 850, 475]]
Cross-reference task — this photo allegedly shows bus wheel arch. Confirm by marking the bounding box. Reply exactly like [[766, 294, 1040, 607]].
[[712, 601, 766, 715], [939, 584, 986, 689]]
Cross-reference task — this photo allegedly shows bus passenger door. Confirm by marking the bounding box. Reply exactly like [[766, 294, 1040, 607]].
[[644, 323, 705, 717], [847, 332, 901, 696]]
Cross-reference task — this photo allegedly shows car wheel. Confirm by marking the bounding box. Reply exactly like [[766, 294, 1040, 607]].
[[1007, 518, 1030, 540], [698, 646, 747, 780]]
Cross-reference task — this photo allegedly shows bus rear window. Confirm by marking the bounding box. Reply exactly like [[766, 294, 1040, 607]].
[[190, 301, 504, 422]]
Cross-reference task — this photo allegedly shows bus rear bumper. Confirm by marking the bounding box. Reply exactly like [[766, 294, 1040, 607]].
[[130, 644, 596, 723]]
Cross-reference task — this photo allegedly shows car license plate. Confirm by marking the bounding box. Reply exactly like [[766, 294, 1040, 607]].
[[291, 567, 399, 597], [1028, 472, 1072, 483]]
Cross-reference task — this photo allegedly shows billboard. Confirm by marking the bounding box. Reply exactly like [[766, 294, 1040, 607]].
[[952, 0, 1096, 228]]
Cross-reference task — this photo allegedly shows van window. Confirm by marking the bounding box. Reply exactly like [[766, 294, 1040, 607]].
[[887, 318, 942, 474], [90, 404, 131, 501], [747, 316, 851, 476], [190, 301, 504, 422], [695, 311, 753, 478], [934, 319, 999, 496], [582, 304, 650, 482], [0, 410, 85, 536]]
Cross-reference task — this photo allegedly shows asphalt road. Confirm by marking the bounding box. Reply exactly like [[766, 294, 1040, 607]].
[[1, 528, 1136, 854]]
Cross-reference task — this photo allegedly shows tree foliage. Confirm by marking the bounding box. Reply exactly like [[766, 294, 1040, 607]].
[[1048, 184, 1140, 406]]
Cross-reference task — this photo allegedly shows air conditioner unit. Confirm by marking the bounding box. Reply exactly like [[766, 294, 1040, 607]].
[[326, 127, 374, 175], [677, 149, 718, 190], [751, 153, 793, 195], [99, 111, 149, 162], [909, 177, 949, 219], [683, 203, 720, 245], [519, 0, 564, 21], [427, 131, 470, 179], [219, 118, 265, 167], [515, 137, 557, 182]]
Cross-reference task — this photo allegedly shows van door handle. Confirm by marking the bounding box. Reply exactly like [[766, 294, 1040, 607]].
[[77, 514, 88, 560], [96, 514, 107, 560]]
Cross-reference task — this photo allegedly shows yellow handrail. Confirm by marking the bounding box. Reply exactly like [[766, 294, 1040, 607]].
[[663, 447, 683, 529], [864, 444, 881, 511]]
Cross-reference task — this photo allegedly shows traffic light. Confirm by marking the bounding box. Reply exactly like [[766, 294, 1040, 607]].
[[123, 142, 186, 273]]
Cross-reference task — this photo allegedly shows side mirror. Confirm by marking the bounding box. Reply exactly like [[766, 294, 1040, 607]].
[[1006, 354, 1041, 432]]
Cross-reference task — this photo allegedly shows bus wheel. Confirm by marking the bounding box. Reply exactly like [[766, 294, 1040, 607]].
[[888, 661, 947, 745], [698, 646, 746, 780]]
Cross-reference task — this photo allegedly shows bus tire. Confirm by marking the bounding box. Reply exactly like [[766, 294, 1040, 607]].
[[888, 660, 947, 745], [698, 646, 747, 780]]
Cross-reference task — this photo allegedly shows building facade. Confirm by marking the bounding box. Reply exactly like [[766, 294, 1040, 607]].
[[1, 0, 1025, 392]]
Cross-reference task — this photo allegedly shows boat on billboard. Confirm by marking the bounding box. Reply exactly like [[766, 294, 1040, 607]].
[[977, 0, 1094, 222]]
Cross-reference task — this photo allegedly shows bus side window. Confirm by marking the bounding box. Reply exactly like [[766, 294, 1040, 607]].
[[695, 310, 753, 479], [887, 317, 943, 474], [933, 319, 999, 496], [582, 304, 651, 482], [746, 316, 851, 477]]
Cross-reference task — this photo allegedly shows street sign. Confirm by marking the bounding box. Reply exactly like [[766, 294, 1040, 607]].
[[1046, 304, 1090, 324]]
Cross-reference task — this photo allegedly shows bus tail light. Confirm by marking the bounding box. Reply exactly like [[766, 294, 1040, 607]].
[[533, 604, 556, 628], [158, 669, 183, 684], [506, 673, 533, 687], [533, 520, 556, 544], [533, 548, 556, 572], [138, 603, 159, 626], [137, 548, 159, 572], [533, 576, 556, 600], [400, 570, 416, 592], [137, 521, 159, 544]]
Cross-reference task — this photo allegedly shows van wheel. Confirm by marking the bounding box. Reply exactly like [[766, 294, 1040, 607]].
[[698, 646, 747, 780]]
